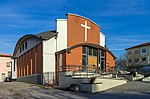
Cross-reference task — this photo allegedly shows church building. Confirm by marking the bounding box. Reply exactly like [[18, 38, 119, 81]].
[[13, 13, 115, 84]]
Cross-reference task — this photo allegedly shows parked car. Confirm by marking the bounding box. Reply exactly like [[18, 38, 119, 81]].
[[4, 77, 12, 82]]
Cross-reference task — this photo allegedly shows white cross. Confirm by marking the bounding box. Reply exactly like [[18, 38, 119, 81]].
[[81, 21, 91, 41]]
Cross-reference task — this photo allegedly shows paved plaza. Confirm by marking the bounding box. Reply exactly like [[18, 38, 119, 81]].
[[0, 81, 149, 99]]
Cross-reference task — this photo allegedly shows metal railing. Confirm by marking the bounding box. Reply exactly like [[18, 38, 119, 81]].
[[43, 72, 56, 86], [63, 65, 82, 72], [62, 65, 117, 79]]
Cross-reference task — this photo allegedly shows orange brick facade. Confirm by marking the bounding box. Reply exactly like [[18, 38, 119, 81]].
[[67, 14, 115, 70], [67, 14, 100, 47], [17, 43, 43, 77], [13, 14, 115, 85], [106, 52, 115, 71], [56, 14, 115, 75]]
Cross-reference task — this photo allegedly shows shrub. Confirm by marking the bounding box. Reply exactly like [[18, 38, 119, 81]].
[[130, 71, 136, 77], [90, 77, 96, 84]]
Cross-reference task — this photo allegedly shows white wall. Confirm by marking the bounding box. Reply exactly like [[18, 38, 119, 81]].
[[42, 19, 67, 73], [100, 32, 105, 47], [11, 58, 17, 79], [56, 19, 67, 51], [43, 38, 56, 73], [140, 46, 148, 56]]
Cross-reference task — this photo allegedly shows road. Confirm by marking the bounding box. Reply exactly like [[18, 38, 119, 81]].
[[0, 81, 149, 99]]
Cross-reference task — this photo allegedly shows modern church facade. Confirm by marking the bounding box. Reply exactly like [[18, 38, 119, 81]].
[[13, 13, 115, 84]]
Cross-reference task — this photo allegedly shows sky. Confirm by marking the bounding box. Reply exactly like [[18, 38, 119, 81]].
[[0, 0, 150, 58]]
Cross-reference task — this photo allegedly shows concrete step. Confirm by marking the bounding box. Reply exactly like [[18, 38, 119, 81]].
[[142, 76, 150, 82], [72, 72, 100, 78]]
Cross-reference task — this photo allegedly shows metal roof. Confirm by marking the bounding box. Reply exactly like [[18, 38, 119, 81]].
[[13, 30, 57, 57], [35, 30, 57, 40]]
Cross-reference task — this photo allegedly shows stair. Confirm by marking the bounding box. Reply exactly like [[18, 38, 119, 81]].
[[72, 72, 100, 78]]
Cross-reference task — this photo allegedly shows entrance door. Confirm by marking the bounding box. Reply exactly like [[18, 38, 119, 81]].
[[98, 50, 105, 71], [88, 48, 97, 71], [88, 56, 97, 71], [101, 60, 105, 70], [82, 47, 98, 71]]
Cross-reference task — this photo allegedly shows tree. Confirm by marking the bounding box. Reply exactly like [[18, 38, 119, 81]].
[[116, 54, 142, 70], [115, 54, 127, 71]]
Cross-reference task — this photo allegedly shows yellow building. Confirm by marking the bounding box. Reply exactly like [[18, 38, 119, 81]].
[[125, 42, 150, 67]]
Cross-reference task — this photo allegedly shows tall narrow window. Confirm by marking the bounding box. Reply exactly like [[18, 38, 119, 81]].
[[93, 49, 97, 56], [20, 47, 21, 53], [82, 47, 86, 54], [22, 44, 24, 51], [82, 47, 88, 71], [25, 41, 27, 49], [89, 48, 92, 55], [101, 50, 105, 57], [59, 54, 62, 71], [1, 73, 5, 81], [6, 62, 10, 67], [14, 59, 15, 71]]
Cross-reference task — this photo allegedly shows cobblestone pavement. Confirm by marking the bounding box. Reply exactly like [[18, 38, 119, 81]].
[[0, 81, 149, 99]]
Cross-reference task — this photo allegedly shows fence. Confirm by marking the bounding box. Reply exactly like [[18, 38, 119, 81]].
[[62, 65, 117, 79], [43, 72, 56, 85], [63, 65, 115, 73], [16, 72, 56, 85]]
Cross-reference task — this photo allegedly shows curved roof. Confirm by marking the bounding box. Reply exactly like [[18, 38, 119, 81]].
[[13, 30, 57, 57], [67, 13, 100, 28], [56, 43, 115, 58]]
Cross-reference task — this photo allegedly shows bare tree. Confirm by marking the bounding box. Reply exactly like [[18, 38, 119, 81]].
[[116, 54, 142, 70], [115, 54, 127, 70]]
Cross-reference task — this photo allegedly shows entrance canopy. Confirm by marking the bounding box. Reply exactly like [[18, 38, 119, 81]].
[[56, 43, 115, 59]]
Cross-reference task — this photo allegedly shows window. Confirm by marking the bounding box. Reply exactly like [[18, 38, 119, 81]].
[[82, 47, 86, 54], [142, 48, 146, 53], [82, 55, 87, 65], [22, 44, 24, 51], [59, 54, 62, 71], [25, 41, 27, 49], [89, 48, 92, 55], [8, 71, 11, 77], [135, 58, 139, 63], [82, 47, 88, 69], [1, 73, 5, 81], [135, 50, 139, 54], [6, 62, 10, 67], [128, 51, 132, 55], [93, 49, 97, 56], [101, 50, 105, 57], [20, 47, 21, 53], [142, 57, 146, 62]]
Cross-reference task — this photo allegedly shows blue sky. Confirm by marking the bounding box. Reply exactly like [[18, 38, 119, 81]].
[[0, 0, 150, 58]]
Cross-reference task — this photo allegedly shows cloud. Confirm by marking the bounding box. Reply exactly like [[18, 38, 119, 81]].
[[106, 33, 150, 57], [94, 0, 150, 16]]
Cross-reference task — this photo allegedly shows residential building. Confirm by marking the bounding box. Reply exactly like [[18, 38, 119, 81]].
[[0, 54, 12, 82], [125, 42, 150, 67]]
